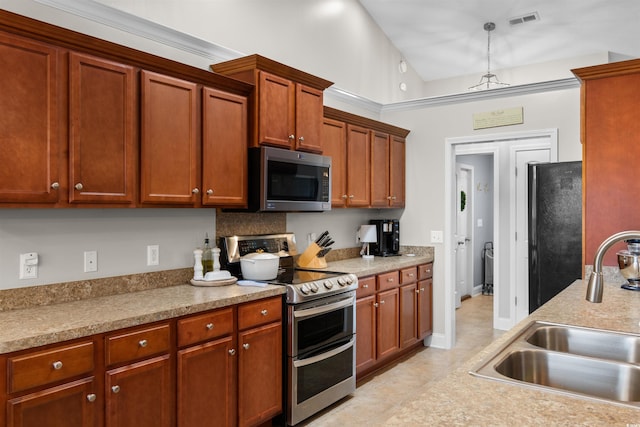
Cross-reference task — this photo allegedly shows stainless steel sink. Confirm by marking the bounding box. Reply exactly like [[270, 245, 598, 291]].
[[470, 321, 640, 407], [494, 349, 640, 402], [526, 324, 640, 363]]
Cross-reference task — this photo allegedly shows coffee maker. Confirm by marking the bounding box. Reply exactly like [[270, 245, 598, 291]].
[[369, 219, 400, 256]]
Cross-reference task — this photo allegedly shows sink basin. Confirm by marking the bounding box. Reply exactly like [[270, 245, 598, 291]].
[[470, 321, 640, 407], [526, 324, 640, 364], [494, 349, 640, 402]]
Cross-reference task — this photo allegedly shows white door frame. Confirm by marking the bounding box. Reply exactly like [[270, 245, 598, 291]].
[[443, 129, 558, 349]]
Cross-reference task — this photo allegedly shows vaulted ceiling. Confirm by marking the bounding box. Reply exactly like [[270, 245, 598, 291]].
[[359, 0, 640, 82]]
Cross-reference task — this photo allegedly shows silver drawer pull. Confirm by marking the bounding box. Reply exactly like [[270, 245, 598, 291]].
[[261, 309, 268, 316], [50, 182, 60, 189], [380, 300, 385, 304], [86, 394, 96, 402], [387, 278, 394, 282], [363, 284, 369, 288], [421, 287, 425, 292], [409, 273, 415, 277], [111, 385, 120, 394], [228, 349, 236, 356], [206, 323, 214, 330], [243, 343, 250, 350], [52, 361, 63, 370], [138, 339, 148, 348]]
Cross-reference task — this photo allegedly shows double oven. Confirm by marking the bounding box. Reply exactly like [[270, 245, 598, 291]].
[[220, 233, 358, 426]]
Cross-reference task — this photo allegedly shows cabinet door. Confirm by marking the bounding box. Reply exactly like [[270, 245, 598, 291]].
[[417, 278, 433, 339], [177, 336, 236, 427], [0, 32, 61, 204], [322, 118, 347, 206], [106, 355, 173, 427], [69, 52, 137, 204], [376, 288, 399, 359], [370, 131, 390, 207], [355, 295, 376, 375], [258, 71, 294, 149], [346, 124, 370, 207], [7, 378, 97, 427], [295, 84, 323, 153], [237, 322, 282, 427], [202, 87, 248, 207], [140, 70, 198, 205], [399, 284, 418, 348], [389, 135, 405, 208]]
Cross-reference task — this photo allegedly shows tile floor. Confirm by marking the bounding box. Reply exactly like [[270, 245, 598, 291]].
[[299, 294, 504, 426]]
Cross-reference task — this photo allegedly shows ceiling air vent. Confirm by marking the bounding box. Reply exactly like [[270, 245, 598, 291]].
[[509, 12, 540, 26]]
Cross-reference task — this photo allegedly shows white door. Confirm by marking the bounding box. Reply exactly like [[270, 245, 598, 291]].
[[514, 149, 550, 322], [455, 163, 473, 308]]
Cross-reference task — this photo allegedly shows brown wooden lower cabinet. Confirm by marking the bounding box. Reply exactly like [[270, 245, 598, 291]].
[[356, 263, 433, 379], [7, 377, 98, 427], [105, 355, 173, 427], [2, 296, 284, 427]]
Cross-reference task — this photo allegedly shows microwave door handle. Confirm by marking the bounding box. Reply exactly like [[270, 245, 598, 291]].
[[293, 338, 355, 368], [293, 295, 355, 320]]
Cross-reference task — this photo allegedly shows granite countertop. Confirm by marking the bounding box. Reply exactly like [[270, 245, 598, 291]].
[[0, 253, 432, 355], [0, 283, 285, 354], [323, 253, 433, 277], [383, 280, 640, 425]]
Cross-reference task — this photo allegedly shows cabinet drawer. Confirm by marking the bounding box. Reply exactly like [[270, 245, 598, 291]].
[[356, 276, 376, 298], [177, 307, 234, 347], [106, 323, 171, 366], [400, 267, 418, 285], [377, 271, 399, 291], [418, 263, 433, 280], [238, 296, 282, 330], [8, 341, 95, 393]]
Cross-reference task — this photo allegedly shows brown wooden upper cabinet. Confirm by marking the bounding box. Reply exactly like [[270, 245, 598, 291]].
[[69, 52, 137, 205], [323, 107, 409, 209], [211, 54, 333, 153], [140, 70, 199, 205], [0, 31, 61, 204]]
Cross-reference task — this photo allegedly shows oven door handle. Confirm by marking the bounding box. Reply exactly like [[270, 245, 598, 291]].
[[293, 337, 355, 368], [293, 295, 355, 320]]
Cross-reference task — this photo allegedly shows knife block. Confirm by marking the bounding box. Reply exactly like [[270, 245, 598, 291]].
[[297, 242, 328, 269]]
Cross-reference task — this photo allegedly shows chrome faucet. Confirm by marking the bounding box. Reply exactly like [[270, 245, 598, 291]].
[[586, 230, 640, 302]]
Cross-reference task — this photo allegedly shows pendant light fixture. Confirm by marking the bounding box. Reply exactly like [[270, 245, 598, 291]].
[[469, 22, 509, 91]]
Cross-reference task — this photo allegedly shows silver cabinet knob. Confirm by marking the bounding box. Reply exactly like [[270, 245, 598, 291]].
[[341, 194, 348, 199], [288, 134, 295, 140], [387, 278, 394, 282], [111, 385, 120, 394], [138, 339, 148, 348], [387, 196, 392, 200], [229, 348, 236, 355], [416, 289, 420, 294], [298, 136, 304, 142], [260, 309, 268, 316], [192, 188, 199, 194], [52, 361, 63, 370], [206, 189, 213, 195], [243, 343, 250, 350], [420, 287, 425, 292], [380, 300, 385, 304], [206, 323, 214, 330], [391, 196, 397, 200], [51, 182, 60, 189], [74, 183, 83, 190], [374, 302, 379, 308], [349, 195, 354, 199], [86, 394, 97, 402]]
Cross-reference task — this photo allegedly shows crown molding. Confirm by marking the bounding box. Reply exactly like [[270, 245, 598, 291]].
[[34, 0, 243, 62], [34, 0, 581, 115]]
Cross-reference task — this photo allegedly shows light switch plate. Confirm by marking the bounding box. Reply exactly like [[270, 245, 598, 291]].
[[430, 230, 444, 243], [84, 251, 98, 273]]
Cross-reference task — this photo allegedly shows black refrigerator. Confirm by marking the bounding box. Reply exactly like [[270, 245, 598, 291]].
[[528, 161, 582, 313]]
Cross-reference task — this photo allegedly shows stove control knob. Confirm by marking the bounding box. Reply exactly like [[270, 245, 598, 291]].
[[309, 282, 319, 293], [300, 283, 310, 295], [324, 280, 334, 290], [337, 277, 347, 287]]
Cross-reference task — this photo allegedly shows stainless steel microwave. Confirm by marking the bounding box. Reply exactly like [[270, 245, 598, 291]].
[[248, 146, 331, 212]]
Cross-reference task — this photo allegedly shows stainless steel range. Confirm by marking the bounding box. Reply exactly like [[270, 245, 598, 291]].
[[220, 233, 358, 426]]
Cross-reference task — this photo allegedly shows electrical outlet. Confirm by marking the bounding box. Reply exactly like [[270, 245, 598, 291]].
[[84, 251, 98, 273], [19, 252, 38, 279], [147, 245, 159, 266], [430, 230, 444, 243]]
